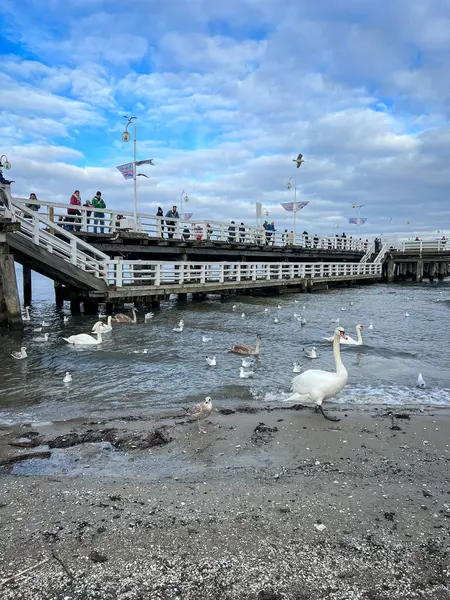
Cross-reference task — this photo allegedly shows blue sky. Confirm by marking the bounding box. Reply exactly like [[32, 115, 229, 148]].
[[1, 0, 450, 238]]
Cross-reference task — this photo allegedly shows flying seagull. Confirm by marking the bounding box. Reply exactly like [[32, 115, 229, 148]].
[[137, 173, 149, 178], [293, 153, 304, 168]]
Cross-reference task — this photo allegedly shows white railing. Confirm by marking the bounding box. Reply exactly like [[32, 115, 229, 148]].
[[396, 240, 449, 255], [9, 198, 109, 280], [11, 196, 366, 252], [359, 241, 375, 263], [104, 261, 383, 287]]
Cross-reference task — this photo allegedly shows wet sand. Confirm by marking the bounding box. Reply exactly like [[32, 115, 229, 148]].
[[1, 405, 450, 599]]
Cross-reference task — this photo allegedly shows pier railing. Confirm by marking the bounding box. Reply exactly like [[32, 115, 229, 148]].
[[11, 196, 366, 252], [104, 260, 383, 287], [396, 239, 448, 255]]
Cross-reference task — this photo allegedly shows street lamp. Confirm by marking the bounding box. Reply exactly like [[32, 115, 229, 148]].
[[286, 176, 298, 239], [121, 116, 137, 231], [0, 155, 11, 170], [352, 203, 364, 237], [180, 190, 189, 219]]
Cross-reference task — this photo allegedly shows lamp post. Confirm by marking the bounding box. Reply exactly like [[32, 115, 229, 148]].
[[180, 190, 189, 219], [0, 155, 11, 170], [352, 203, 364, 237], [121, 116, 137, 231], [286, 177, 297, 239]]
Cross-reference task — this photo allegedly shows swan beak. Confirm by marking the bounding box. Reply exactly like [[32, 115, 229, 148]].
[[340, 332, 348, 340]]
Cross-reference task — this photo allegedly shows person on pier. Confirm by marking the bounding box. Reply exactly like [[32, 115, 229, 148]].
[[67, 190, 82, 231], [156, 206, 164, 238], [165, 205, 179, 238], [25, 193, 40, 217], [92, 191, 106, 233]]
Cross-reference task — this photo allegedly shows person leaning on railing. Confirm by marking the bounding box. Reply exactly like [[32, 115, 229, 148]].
[[67, 190, 82, 231], [25, 193, 40, 218], [92, 191, 106, 233]]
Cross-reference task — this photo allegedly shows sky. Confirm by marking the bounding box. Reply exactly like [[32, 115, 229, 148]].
[[1, 0, 450, 239]]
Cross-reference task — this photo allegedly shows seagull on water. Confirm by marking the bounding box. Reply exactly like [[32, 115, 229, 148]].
[[63, 316, 69, 323], [11, 347, 27, 360], [63, 372, 72, 383], [202, 335, 212, 342], [185, 397, 213, 433], [206, 356, 216, 366], [241, 312, 245, 318], [293, 362, 301, 373], [293, 153, 304, 168], [416, 373, 426, 389], [34, 333, 49, 342], [239, 366, 254, 378], [241, 357, 253, 368], [368, 322, 374, 330], [303, 347, 317, 359], [144, 312, 154, 321], [331, 317, 340, 324], [274, 317, 279, 323]]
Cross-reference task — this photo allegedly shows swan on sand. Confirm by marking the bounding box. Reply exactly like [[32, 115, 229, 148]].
[[324, 324, 365, 345], [231, 334, 261, 356], [283, 326, 348, 422]]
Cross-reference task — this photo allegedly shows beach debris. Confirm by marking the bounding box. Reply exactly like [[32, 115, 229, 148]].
[[47, 427, 172, 451], [390, 414, 402, 431], [422, 489, 433, 498], [0, 558, 50, 587], [51, 550, 74, 581], [314, 523, 326, 532], [251, 422, 278, 446], [0, 451, 51, 467], [8, 438, 40, 449], [89, 551, 108, 564]]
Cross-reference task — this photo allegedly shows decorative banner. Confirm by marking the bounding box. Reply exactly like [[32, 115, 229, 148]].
[[116, 162, 134, 180], [181, 213, 193, 220], [280, 201, 309, 213], [349, 217, 367, 225], [135, 158, 155, 166]]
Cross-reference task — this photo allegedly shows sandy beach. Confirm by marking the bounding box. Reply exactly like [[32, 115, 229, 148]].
[[1, 404, 450, 599]]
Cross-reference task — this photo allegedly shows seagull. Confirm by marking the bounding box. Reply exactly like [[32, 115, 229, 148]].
[[206, 356, 216, 366], [136, 173, 149, 178], [185, 397, 213, 433], [277, 305, 282, 310], [300, 317, 306, 326], [232, 305, 237, 311], [239, 366, 254, 378], [63, 372, 72, 383], [405, 312, 410, 317], [63, 316, 69, 323], [11, 347, 27, 359], [144, 312, 154, 321], [368, 322, 374, 330], [34, 333, 49, 342], [350, 302, 354, 306], [173, 323, 184, 332], [202, 335, 212, 342], [274, 317, 279, 323], [340, 307, 347, 312], [331, 317, 340, 324], [293, 362, 301, 373], [264, 308, 269, 312], [241, 357, 253, 368], [33, 327, 42, 332], [303, 346, 317, 359], [41, 320, 50, 327], [416, 373, 426, 389], [293, 153, 304, 168], [241, 312, 245, 318]]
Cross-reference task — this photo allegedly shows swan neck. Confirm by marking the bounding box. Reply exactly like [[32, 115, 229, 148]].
[[356, 327, 362, 343], [333, 335, 345, 373]]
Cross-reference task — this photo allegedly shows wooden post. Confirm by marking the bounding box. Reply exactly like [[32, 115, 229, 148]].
[[178, 293, 187, 303], [0, 244, 22, 328], [415, 260, 423, 282], [105, 302, 113, 315], [83, 300, 98, 314], [23, 265, 32, 306], [70, 299, 81, 314], [54, 282, 64, 309]]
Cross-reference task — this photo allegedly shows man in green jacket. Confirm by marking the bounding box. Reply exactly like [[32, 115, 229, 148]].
[[92, 191, 106, 233]]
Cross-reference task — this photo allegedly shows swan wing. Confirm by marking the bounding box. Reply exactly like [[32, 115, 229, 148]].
[[292, 368, 348, 402]]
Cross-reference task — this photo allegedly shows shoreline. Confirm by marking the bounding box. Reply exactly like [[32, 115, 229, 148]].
[[1, 405, 450, 598]]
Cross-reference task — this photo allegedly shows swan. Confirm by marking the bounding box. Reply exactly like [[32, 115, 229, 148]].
[[22, 306, 31, 321], [324, 324, 365, 346], [93, 317, 112, 333], [416, 373, 426, 389], [206, 356, 216, 366], [231, 334, 261, 356], [277, 305, 282, 309], [241, 357, 253, 368], [144, 312, 154, 321], [283, 326, 348, 421], [63, 372, 72, 383], [11, 347, 27, 359], [34, 333, 49, 342], [239, 367, 254, 378], [112, 308, 138, 323], [293, 362, 301, 373], [202, 335, 212, 342], [303, 346, 317, 359], [274, 317, 279, 323], [185, 397, 213, 433], [63, 324, 103, 346]]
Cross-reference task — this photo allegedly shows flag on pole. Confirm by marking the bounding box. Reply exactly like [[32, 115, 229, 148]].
[[116, 162, 134, 180], [349, 217, 367, 225], [182, 213, 193, 220], [280, 201, 309, 213], [135, 158, 155, 166]]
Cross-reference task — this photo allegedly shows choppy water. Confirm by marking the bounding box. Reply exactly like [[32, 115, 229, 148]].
[[1, 269, 450, 425]]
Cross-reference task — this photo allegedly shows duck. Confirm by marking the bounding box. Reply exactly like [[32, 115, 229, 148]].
[[303, 346, 317, 359], [239, 366, 254, 378], [416, 373, 426, 389], [231, 334, 261, 356], [144, 312, 154, 321], [202, 335, 212, 342], [34, 333, 49, 342], [241, 357, 253, 368], [185, 397, 213, 433], [324, 324, 365, 346], [22, 306, 31, 321], [63, 323, 103, 346], [283, 326, 348, 421], [112, 307, 138, 323], [92, 316, 112, 333], [63, 372, 72, 383], [293, 362, 301, 373], [206, 356, 216, 366], [11, 347, 27, 359]]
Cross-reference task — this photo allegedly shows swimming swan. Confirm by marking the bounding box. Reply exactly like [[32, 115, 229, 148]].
[[324, 324, 365, 345], [93, 316, 112, 333], [231, 334, 261, 356], [63, 324, 103, 345], [112, 308, 138, 323]]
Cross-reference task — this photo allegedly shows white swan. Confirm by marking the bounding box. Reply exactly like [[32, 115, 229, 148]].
[[63, 372, 72, 383], [241, 357, 253, 368], [206, 356, 216, 366], [277, 305, 282, 309], [112, 308, 138, 323], [264, 308, 269, 312], [293, 362, 301, 373], [303, 347, 317, 359], [239, 366, 254, 378], [416, 373, 426, 389], [173, 323, 184, 332], [34, 333, 49, 342], [22, 306, 31, 321], [11, 347, 27, 359], [202, 335, 212, 342], [93, 316, 112, 333], [283, 326, 348, 421], [63, 324, 103, 346], [324, 324, 365, 346]]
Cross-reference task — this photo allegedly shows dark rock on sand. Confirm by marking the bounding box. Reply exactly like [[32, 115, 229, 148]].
[[251, 423, 278, 445], [89, 550, 108, 563], [47, 427, 173, 451]]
